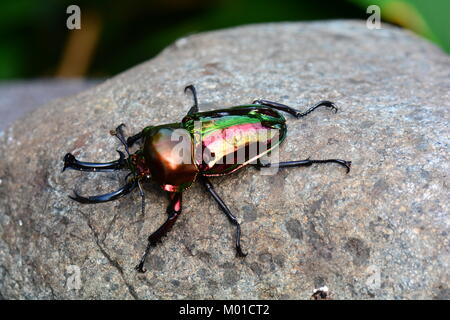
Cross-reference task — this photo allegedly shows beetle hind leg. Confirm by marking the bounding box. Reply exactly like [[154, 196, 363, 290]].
[[252, 99, 338, 118], [255, 158, 352, 173], [200, 176, 247, 257]]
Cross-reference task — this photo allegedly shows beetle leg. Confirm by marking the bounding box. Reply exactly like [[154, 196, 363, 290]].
[[126, 132, 143, 148], [137, 180, 145, 216], [185, 84, 199, 115], [62, 151, 126, 172], [252, 99, 338, 118], [255, 158, 352, 173], [110, 123, 131, 155], [135, 192, 182, 273], [112, 123, 144, 149], [69, 180, 137, 204], [199, 175, 247, 257]]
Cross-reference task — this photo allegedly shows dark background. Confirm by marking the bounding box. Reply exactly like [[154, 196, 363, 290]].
[[0, 0, 448, 79]]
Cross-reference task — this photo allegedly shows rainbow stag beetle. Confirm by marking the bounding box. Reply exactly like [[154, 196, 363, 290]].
[[62, 85, 351, 273]]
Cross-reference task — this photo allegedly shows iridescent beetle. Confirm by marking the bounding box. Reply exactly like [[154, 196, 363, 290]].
[[63, 85, 351, 273]]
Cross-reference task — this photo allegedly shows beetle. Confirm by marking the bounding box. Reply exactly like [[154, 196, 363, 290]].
[[63, 85, 351, 273]]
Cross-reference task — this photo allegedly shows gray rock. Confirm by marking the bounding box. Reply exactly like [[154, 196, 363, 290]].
[[0, 79, 100, 131], [0, 20, 449, 299]]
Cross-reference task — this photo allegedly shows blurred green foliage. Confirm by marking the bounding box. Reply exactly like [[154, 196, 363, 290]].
[[0, 0, 448, 79], [350, 0, 450, 52]]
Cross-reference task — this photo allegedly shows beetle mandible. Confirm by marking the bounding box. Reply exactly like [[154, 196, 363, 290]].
[[63, 85, 351, 273]]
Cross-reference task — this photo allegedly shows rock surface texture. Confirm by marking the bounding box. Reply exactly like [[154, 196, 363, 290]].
[[0, 21, 449, 299], [0, 79, 99, 131]]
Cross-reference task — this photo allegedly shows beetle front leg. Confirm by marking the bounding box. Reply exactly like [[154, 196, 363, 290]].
[[200, 175, 247, 257], [255, 158, 352, 173], [110, 123, 144, 149], [110, 123, 131, 154], [135, 192, 182, 273]]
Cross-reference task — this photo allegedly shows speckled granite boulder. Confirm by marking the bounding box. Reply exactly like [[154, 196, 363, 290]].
[[0, 20, 449, 300]]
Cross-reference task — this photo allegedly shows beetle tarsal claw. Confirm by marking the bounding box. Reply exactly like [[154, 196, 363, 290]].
[[317, 100, 339, 113], [62, 153, 76, 172], [236, 248, 248, 257], [332, 159, 351, 173], [134, 263, 147, 273], [111, 123, 126, 136], [318, 100, 338, 113], [344, 160, 352, 173]]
